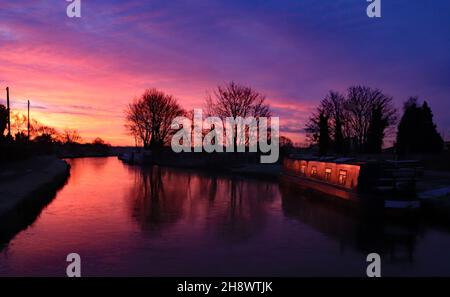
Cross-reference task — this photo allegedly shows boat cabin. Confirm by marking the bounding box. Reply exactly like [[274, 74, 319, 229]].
[[283, 156, 419, 198], [283, 157, 361, 192]]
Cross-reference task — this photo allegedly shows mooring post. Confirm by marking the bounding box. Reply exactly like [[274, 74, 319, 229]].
[[6, 87, 11, 137]]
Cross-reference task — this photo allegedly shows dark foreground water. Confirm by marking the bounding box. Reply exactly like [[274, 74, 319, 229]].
[[1, 157, 450, 276]]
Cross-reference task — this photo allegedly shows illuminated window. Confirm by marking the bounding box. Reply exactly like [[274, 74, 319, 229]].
[[300, 165, 306, 175], [338, 170, 347, 186], [325, 168, 332, 181], [311, 166, 318, 177]]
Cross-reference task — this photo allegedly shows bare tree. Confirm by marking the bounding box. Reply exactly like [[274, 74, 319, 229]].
[[126, 98, 150, 148], [323, 91, 347, 153], [206, 82, 271, 148], [346, 86, 397, 151], [306, 86, 397, 153], [306, 91, 346, 151], [280, 136, 293, 148], [29, 119, 59, 140], [206, 82, 271, 119], [125, 89, 185, 149], [61, 128, 82, 144]]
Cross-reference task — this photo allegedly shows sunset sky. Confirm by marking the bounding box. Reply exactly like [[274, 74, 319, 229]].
[[0, 0, 449, 146]]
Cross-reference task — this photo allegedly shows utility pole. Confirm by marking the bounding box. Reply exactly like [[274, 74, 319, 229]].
[[6, 87, 11, 137], [27, 100, 30, 140]]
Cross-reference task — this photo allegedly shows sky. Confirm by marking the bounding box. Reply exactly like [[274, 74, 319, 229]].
[[0, 0, 449, 146]]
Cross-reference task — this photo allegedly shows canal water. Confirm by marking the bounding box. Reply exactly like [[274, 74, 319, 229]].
[[1, 157, 450, 276]]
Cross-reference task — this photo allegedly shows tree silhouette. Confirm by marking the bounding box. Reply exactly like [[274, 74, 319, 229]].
[[366, 106, 388, 153], [31, 122, 59, 143], [61, 128, 82, 144], [206, 82, 271, 119], [33, 133, 55, 145], [325, 91, 346, 153], [318, 111, 330, 155], [206, 82, 271, 149], [306, 86, 397, 154], [92, 137, 109, 146], [125, 89, 185, 149], [334, 110, 344, 153], [280, 136, 293, 148], [396, 98, 443, 154], [280, 135, 294, 158], [346, 86, 397, 152], [421, 101, 444, 152]]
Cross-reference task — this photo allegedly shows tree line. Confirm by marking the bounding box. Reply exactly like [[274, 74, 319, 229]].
[[0, 105, 112, 162], [0, 101, 114, 149], [125, 82, 274, 151], [306, 85, 444, 155], [126, 82, 445, 156]]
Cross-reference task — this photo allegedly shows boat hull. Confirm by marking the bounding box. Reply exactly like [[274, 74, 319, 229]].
[[281, 172, 359, 202], [280, 173, 420, 212]]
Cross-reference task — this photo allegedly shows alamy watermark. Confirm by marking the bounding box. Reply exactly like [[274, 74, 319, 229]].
[[66, 0, 81, 18], [367, 0, 381, 18], [63, 251, 380, 276], [170, 109, 279, 164], [65, 1, 380, 19], [366, 253, 381, 277], [66, 253, 81, 277]]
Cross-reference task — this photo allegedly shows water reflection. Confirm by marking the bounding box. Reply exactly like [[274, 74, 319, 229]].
[[129, 166, 184, 233], [2, 157, 450, 276], [214, 178, 277, 243], [129, 166, 278, 242], [279, 180, 421, 264]]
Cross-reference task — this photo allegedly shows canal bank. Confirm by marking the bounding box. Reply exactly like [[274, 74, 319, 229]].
[[118, 150, 282, 180], [0, 156, 70, 220]]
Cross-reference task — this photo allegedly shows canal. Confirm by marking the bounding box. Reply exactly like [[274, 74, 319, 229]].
[[1, 157, 450, 276]]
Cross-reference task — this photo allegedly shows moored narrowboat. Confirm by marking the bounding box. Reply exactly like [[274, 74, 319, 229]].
[[282, 155, 421, 210]]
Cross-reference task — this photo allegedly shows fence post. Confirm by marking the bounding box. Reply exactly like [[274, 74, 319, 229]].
[[27, 100, 30, 140]]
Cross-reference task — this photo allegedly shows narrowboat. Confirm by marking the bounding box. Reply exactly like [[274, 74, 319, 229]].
[[282, 155, 421, 210]]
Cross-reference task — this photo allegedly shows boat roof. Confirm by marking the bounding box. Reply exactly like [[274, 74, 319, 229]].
[[287, 154, 361, 165], [286, 155, 421, 166]]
